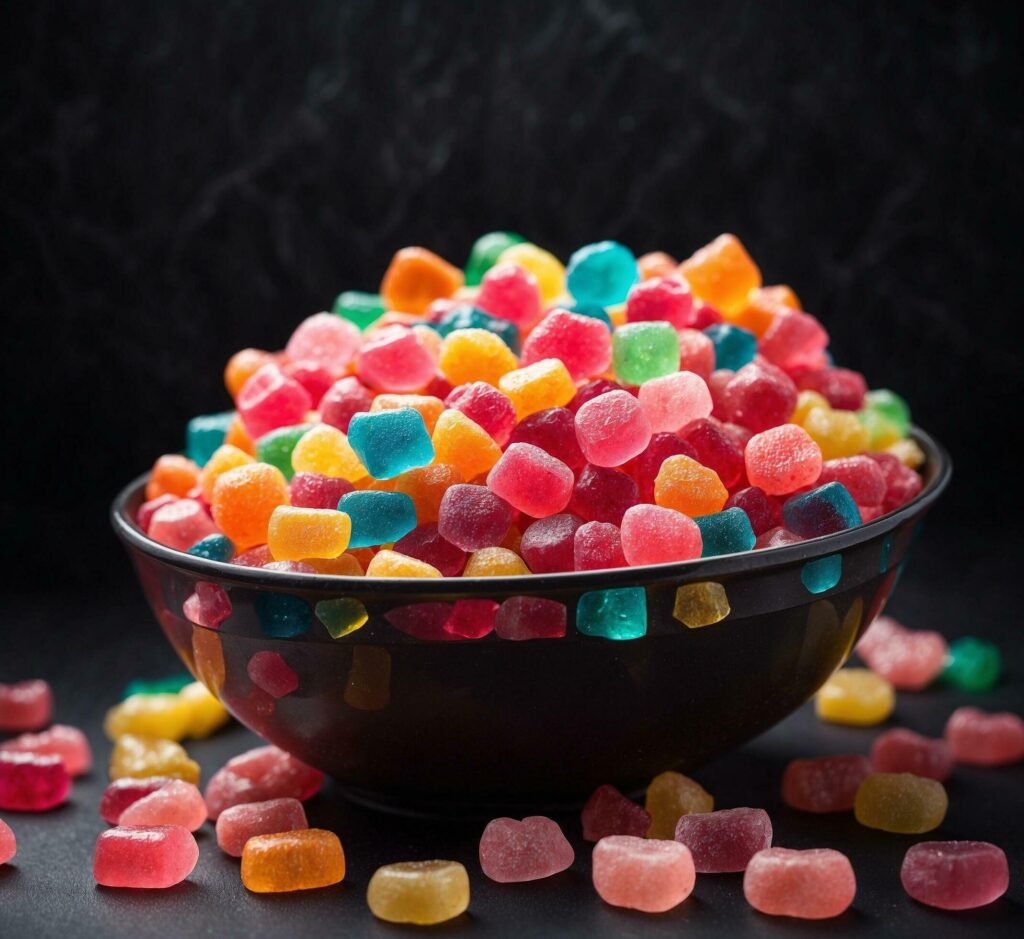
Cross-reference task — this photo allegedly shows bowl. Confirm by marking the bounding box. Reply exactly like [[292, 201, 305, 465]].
[[112, 429, 950, 814]]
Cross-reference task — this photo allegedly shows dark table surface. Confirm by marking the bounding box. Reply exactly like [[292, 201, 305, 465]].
[[2, 522, 1022, 939]]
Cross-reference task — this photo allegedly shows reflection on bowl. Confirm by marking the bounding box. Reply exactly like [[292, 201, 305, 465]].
[[112, 429, 950, 814]]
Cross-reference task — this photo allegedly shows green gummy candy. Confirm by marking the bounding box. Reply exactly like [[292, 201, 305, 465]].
[[464, 231, 526, 286], [864, 389, 911, 436], [123, 674, 193, 698], [943, 636, 1001, 692], [333, 291, 385, 331]]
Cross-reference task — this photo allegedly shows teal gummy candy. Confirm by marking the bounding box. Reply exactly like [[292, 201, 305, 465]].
[[801, 554, 842, 593], [436, 304, 521, 354], [566, 240, 639, 307], [464, 231, 526, 286], [703, 323, 757, 371], [783, 482, 861, 537], [255, 592, 312, 638], [347, 409, 434, 480], [612, 321, 680, 385], [186, 534, 235, 562], [576, 587, 647, 640], [338, 491, 417, 548], [943, 637, 1001, 692], [186, 411, 235, 467], [569, 302, 613, 330], [333, 290, 385, 331], [695, 508, 756, 557], [256, 424, 313, 481], [863, 389, 910, 436], [123, 674, 193, 698]]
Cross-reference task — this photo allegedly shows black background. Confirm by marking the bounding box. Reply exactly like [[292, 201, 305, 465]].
[[1, 2, 1022, 937]]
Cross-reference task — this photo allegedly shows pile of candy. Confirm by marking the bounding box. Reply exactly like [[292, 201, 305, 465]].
[[138, 233, 924, 577]]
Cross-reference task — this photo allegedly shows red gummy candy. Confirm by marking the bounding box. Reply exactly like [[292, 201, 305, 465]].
[[797, 367, 867, 410], [0, 724, 92, 776], [93, 825, 199, 888], [0, 752, 71, 811], [721, 362, 798, 433], [137, 494, 179, 533], [680, 418, 745, 489], [625, 276, 693, 329], [289, 472, 354, 509], [758, 309, 829, 372], [443, 599, 499, 639], [0, 818, 15, 865], [216, 797, 308, 857], [204, 745, 324, 820], [818, 456, 886, 511], [393, 523, 467, 577], [508, 407, 586, 470], [521, 309, 612, 381], [901, 841, 1009, 910], [569, 464, 640, 526], [284, 360, 334, 406], [438, 484, 514, 552], [479, 815, 575, 882], [100, 777, 175, 825], [574, 522, 628, 571], [319, 376, 374, 432], [487, 444, 574, 519], [476, 263, 543, 329], [445, 382, 518, 446], [781, 754, 872, 813], [520, 514, 583, 573], [855, 615, 946, 690], [495, 596, 567, 640], [236, 363, 312, 440], [866, 452, 923, 512], [582, 784, 651, 841], [871, 728, 953, 781], [0, 679, 53, 732], [675, 807, 773, 873]]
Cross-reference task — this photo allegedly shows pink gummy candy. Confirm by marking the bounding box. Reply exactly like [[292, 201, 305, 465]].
[[494, 596, 567, 641], [236, 363, 312, 440], [574, 522, 628, 572], [944, 707, 1024, 767], [137, 494, 178, 532], [183, 581, 233, 629], [901, 841, 1009, 910], [118, 779, 207, 832], [0, 679, 54, 732], [620, 504, 703, 567], [677, 328, 715, 379], [0, 752, 70, 811], [743, 847, 855, 920], [215, 797, 308, 857], [0, 723, 92, 776], [757, 309, 829, 372], [100, 777, 175, 824], [520, 514, 583, 574], [147, 498, 219, 552], [247, 651, 299, 699], [721, 362, 798, 434], [521, 309, 612, 381], [574, 390, 653, 467], [445, 382, 518, 446], [94, 825, 199, 889], [592, 835, 696, 913], [637, 371, 713, 434], [357, 325, 437, 392], [818, 456, 886, 512], [626, 276, 693, 329], [479, 815, 575, 882], [781, 754, 872, 813], [319, 375, 375, 433], [855, 616, 946, 690], [487, 443, 574, 518], [870, 728, 953, 781], [744, 424, 823, 496], [476, 263, 543, 329], [581, 784, 651, 842], [443, 599, 499, 639], [284, 360, 333, 406], [204, 745, 324, 819], [674, 807, 773, 873], [438, 484, 514, 552], [289, 472, 355, 510], [0, 818, 15, 865], [285, 312, 361, 377]]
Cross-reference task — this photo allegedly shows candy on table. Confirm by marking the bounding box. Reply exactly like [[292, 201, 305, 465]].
[[673, 581, 731, 628], [802, 406, 871, 460], [815, 669, 894, 726], [783, 481, 861, 538], [289, 471, 354, 510], [186, 533, 235, 562], [674, 807, 773, 873], [497, 242, 565, 305], [475, 262, 544, 330], [944, 707, 1024, 767], [520, 309, 612, 381], [100, 777, 174, 824], [625, 275, 693, 328], [0, 679, 53, 732], [236, 364, 313, 441], [267, 506, 351, 561], [576, 586, 647, 639], [183, 581, 232, 629], [582, 785, 651, 841], [145, 454, 200, 501], [854, 773, 948, 833], [117, 779, 207, 831], [285, 312, 361, 376], [0, 818, 15, 865], [943, 636, 1001, 692], [333, 289, 385, 330], [781, 754, 873, 813], [679, 234, 761, 315], [347, 409, 435, 480], [367, 860, 470, 925], [357, 325, 438, 392], [104, 693, 193, 742], [901, 842, 1009, 910], [211, 462, 290, 551], [94, 825, 199, 889], [720, 362, 798, 433], [110, 735, 200, 784], [498, 358, 576, 421], [464, 231, 526, 285], [200, 444, 254, 502], [255, 423, 313, 480], [758, 308, 829, 372], [743, 847, 856, 920], [431, 409, 503, 480], [216, 797, 308, 857], [679, 417, 746, 488], [241, 828, 345, 893], [519, 514, 582, 573], [0, 752, 70, 811], [703, 323, 758, 371], [871, 729, 953, 781], [204, 744, 323, 820], [867, 451, 923, 511], [380, 246, 463, 316], [726, 486, 782, 536], [565, 240, 638, 306], [225, 348, 274, 398], [637, 370, 713, 434], [0, 724, 91, 776], [439, 328, 518, 386], [444, 382, 517, 446], [645, 771, 714, 840], [338, 490, 417, 548], [695, 507, 756, 557], [612, 321, 680, 384], [487, 443, 574, 518], [591, 835, 696, 913], [365, 550, 443, 578], [371, 393, 446, 434], [569, 464, 639, 525], [620, 504, 702, 566], [494, 596, 566, 639], [743, 424, 823, 496], [319, 376, 375, 433], [394, 523, 467, 577], [478, 815, 574, 882], [654, 454, 729, 517], [147, 499, 219, 552], [186, 411, 235, 466], [437, 484, 514, 552], [854, 615, 947, 690], [508, 407, 586, 470], [247, 651, 299, 699], [464, 547, 531, 578]]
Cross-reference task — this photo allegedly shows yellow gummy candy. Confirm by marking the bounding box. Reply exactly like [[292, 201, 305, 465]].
[[645, 770, 714, 839], [109, 734, 200, 783], [790, 390, 830, 426], [815, 668, 894, 726], [463, 547, 530, 577], [802, 407, 870, 460], [439, 329, 518, 387], [268, 506, 352, 561], [366, 550, 442, 578], [291, 424, 368, 482], [497, 243, 565, 305], [104, 693, 193, 742], [854, 773, 948, 833], [498, 359, 576, 421], [179, 681, 231, 738], [367, 860, 470, 925]]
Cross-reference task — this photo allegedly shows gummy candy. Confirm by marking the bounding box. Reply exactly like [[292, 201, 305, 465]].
[[444, 382, 517, 446], [944, 707, 1024, 767], [784, 482, 861, 538], [366, 550, 442, 578], [94, 825, 199, 888], [612, 321, 680, 384], [110, 735, 200, 784], [943, 636, 1001, 692], [520, 513, 582, 573], [901, 842, 1009, 910], [338, 491, 417, 548], [582, 785, 652, 841], [204, 745, 323, 820], [680, 234, 761, 315], [0, 818, 15, 865], [497, 242, 565, 305], [592, 835, 696, 913], [0, 724, 92, 776], [0, 679, 53, 732], [673, 581, 731, 629], [817, 455, 886, 511], [247, 651, 299, 699], [100, 777, 174, 824], [637, 251, 678, 280], [521, 309, 612, 381], [464, 231, 526, 285], [241, 829, 345, 893], [333, 289, 385, 330], [146, 454, 201, 501], [211, 463, 290, 551], [148, 499, 219, 552], [654, 454, 728, 518], [237, 364, 312, 441], [478, 815, 574, 882], [566, 240, 638, 306], [186, 411, 235, 467], [432, 409, 503, 480], [216, 797, 308, 857], [637, 370, 713, 434], [704, 323, 757, 371], [803, 406, 870, 461], [256, 423, 313, 480], [645, 771, 714, 839], [870, 728, 953, 781], [367, 860, 470, 925], [815, 669, 894, 726], [267, 506, 351, 561], [855, 615, 946, 690], [0, 752, 70, 811], [183, 581, 232, 629], [464, 547, 530, 578], [394, 523, 467, 576], [854, 773, 947, 833], [570, 464, 639, 525], [104, 693, 193, 742], [744, 424, 822, 496], [800, 554, 842, 593], [620, 504, 702, 566], [674, 807, 772, 873], [319, 376, 375, 433], [225, 348, 273, 398], [508, 407, 586, 470], [679, 417, 745, 488], [626, 275, 693, 328], [380, 246, 463, 316], [695, 507, 756, 557], [118, 779, 207, 831], [495, 596, 566, 639], [781, 754, 872, 812], [487, 443, 574, 518], [348, 409, 434, 480], [725, 486, 782, 535], [186, 533, 234, 562], [475, 262, 543, 329], [576, 586, 647, 639], [743, 847, 855, 919], [439, 328, 518, 387], [289, 471, 353, 510], [498, 358, 576, 420], [437, 484, 514, 552], [371, 393, 446, 433]]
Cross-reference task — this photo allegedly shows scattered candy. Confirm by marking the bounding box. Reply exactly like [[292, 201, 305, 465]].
[[0, 752, 70, 811], [478, 815, 574, 882], [781, 754, 873, 813], [109, 734, 200, 784], [94, 825, 199, 889], [870, 728, 953, 781], [367, 860, 471, 925], [0, 818, 15, 865], [674, 807, 773, 873], [854, 772, 948, 833], [100, 777, 174, 824], [592, 835, 696, 913], [581, 784, 651, 842], [901, 841, 1009, 910], [204, 745, 323, 819], [855, 615, 946, 690], [645, 771, 714, 839], [0, 724, 91, 776], [942, 636, 1001, 692], [815, 668, 895, 726], [944, 707, 1024, 767], [118, 779, 207, 831], [743, 847, 856, 919], [216, 796, 308, 857], [241, 829, 345, 893]]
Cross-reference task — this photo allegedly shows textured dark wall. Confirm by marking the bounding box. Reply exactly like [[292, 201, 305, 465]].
[[3, 0, 1021, 586]]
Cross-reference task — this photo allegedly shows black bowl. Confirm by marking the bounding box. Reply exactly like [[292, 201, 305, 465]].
[[112, 429, 950, 814]]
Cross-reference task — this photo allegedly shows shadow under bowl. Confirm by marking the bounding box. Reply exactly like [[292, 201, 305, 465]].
[[112, 429, 950, 815]]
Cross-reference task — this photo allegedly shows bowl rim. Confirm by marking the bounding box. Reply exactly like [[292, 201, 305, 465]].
[[111, 426, 951, 595]]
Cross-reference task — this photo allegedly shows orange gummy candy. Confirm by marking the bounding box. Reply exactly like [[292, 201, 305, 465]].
[[654, 455, 729, 518], [200, 445, 254, 502], [224, 416, 256, 455], [380, 247, 463, 316], [371, 394, 446, 434], [679, 234, 762, 315], [498, 359, 576, 421], [211, 463, 290, 550], [392, 463, 463, 523], [637, 251, 679, 281], [225, 348, 274, 399], [146, 455, 200, 501], [431, 410, 503, 480]]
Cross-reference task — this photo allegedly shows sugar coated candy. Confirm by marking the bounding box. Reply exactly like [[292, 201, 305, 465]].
[[437, 484, 513, 552], [237, 363, 312, 441], [574, 521, 628, 571], [0, 679, 53, 732], [509, 407, 585, 470], [680, 234, 761, 314], [186, 411, 235, 466], [620, 504, 702, 567], [347, 409, 434, 480], [478, 815, 574, 882], [211, 462, 290, 551], [674, 807, 773, 873], [942, 636, 1001, 692], [855, 615, 946, 690], [499, 358, 576, 420], [782, 754, 872, 813], [654, 454, 728, 518], [476, 262, 543, 329], [870, 728, 953, 781], [497, 242, 565, 305], [721, 362, 798, 433], [0, 752, 71, 811], [815, 669, 894, 726], [118, 779, 207, 831], [0, 723, 92, 776], [592, 835, 696, 913], [444, 382, 517, 446], [566, 240, 638, 306], [380, 246, 462, 316], [521, 309, 612, 381], [704, 323, 757, 371], [944, 707, 1024, 767], [439, 327, 518, 386], [367, 860, 471, 925], [109, 735, 200, 784], [465, 231, 525, 285], [204, 745, 323, 819], [854, 772, 947, 833], [286, 312, 361, 376], [0, 818, 15, 865], [366, 550, 443, 578], [743, 847, 855, 919], [744, 424, 822, 495], [146, 454, 200, 500], [241, 828, 345, 893], [901, 841, 1009, 910], [626, 274, 692, 328], [104, 692, 194, 742], [338, 490, 416, 548], [680, 417, 745, 488], [581, 785, 651, 842], [187, 533, 235, 561], [784, 482, 861, 538], [94, 825, 199, 889], [637, 371, 713, 434], [520, 514, 581, 573], [216, 796, 308, 857], [333, 289, 384, 329], [695, 507, 756, 557], [100, 777, 174, 824], [612, 321, 680, 385], [487, 443, 574, 518], [570, 463, 638, 525], [148, 498, 219, 552], [645, 771, 714, 839]]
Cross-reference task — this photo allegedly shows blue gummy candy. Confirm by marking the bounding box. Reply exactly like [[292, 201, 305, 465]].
[[695, 508, 756, 557], [703, 323, 757, 371], [255, 592, 312, 638], [801, 554, 843, 594], [186, 534, 235, 562], [576, 586, 647, 640], [436, 304, 521, 354], [338, 490, 418, 548], [783, 482, 862, 538], [186, 411, 235, 467], [347, 409, 435, 480], [566, 241, 639, 307]]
